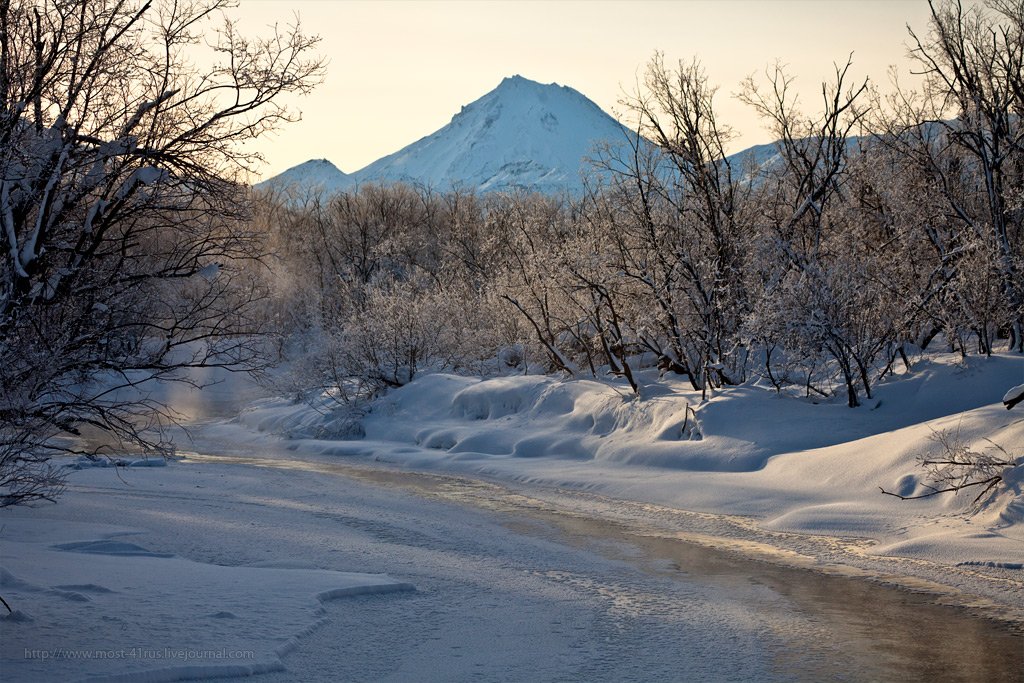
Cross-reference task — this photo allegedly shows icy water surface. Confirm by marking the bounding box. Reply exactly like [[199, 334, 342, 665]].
[[181, 451, 1023, 682]]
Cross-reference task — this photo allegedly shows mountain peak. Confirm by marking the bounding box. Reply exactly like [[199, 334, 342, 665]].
[[499, 73, 528, 86], [497, 74, 548, 89], [306, 158, 344, 172], [258, 157, 349, 195], [492, 74, 573, 100]]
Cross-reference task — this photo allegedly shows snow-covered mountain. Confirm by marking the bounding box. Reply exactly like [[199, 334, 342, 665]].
[[353, 75, 633, 194], [260, 158, 350, 196], [259, 75, 635, 196], [259, 75, 861, 197]]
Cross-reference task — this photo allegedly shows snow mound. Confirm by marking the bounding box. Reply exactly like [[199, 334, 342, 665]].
[[359, 373, 709, 467], [1003, 382, 1024, 409], [235, 397, 365, 440], [356, 354, 1024, 473], [239, 353, 1024, 477]]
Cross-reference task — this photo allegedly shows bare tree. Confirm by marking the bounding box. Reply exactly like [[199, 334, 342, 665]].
[[905, 0, 1024, 351], [740, 57, 868, 272], [492, 193, 581, 376], [0, 0, 323, 505], [741, 58, 876, 406], [596, 55, 751, 397]]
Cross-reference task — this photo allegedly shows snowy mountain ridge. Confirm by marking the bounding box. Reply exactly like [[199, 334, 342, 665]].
[[259, 75, 635, 196], [259, 75, 862, 197]]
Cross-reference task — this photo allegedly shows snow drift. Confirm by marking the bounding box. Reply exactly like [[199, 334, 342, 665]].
[[232, 351, 1024, 568]]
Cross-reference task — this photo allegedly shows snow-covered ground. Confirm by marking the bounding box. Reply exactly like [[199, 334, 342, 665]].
[[234, 351, 1024, 573], [0, 468, 413, 682], [2, 438, 1021, 682], [2, 350, 1023, 681]]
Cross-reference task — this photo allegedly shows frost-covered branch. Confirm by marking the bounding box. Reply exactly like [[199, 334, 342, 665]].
[[880, 429, 1019, 507], [0, 0, 323, 505]]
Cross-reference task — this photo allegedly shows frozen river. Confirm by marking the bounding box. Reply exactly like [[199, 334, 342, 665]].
[[172, 448, 1022, 683], [4, 413, 1020, 681]]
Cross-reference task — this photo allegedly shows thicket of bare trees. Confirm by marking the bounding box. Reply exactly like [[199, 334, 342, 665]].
[[0, 0, 322, 505], [261, 0, 1021, 416], [256, 184, 523, 406]]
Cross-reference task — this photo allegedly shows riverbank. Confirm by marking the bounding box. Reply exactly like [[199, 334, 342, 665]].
[[211, 351, 1024, 616]]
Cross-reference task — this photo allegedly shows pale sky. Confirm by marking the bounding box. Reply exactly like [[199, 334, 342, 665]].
[[235, 0, 937, 180]]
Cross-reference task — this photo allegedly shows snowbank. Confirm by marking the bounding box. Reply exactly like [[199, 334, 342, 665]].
[[228, 352, 1024, 570]]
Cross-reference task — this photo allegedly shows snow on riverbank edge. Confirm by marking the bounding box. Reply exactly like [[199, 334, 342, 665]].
[[228, 352, 1024, 572]]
